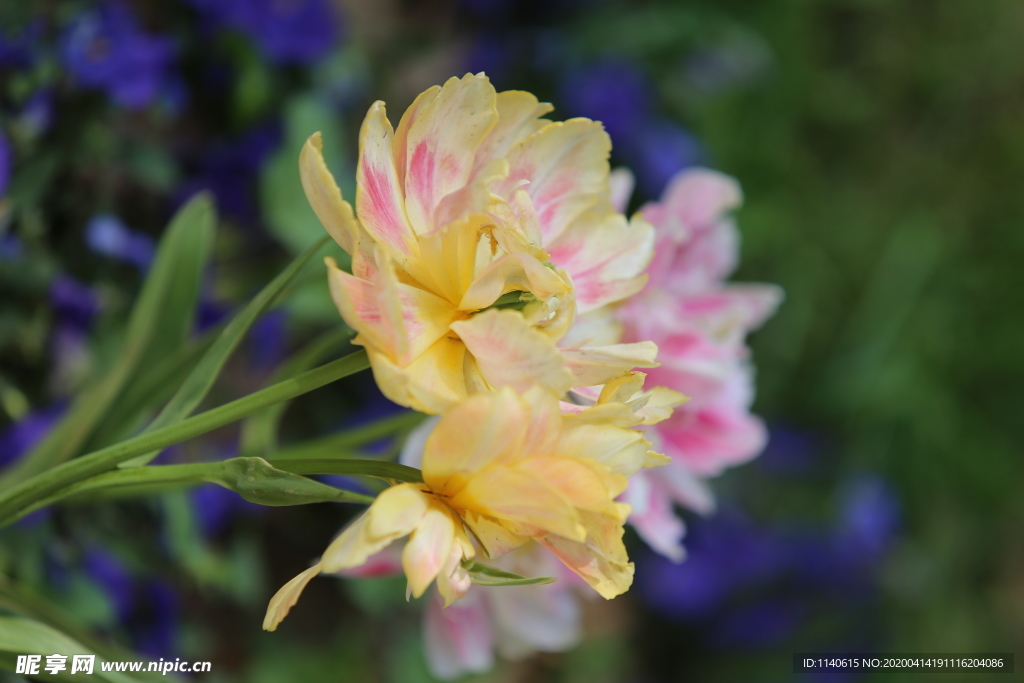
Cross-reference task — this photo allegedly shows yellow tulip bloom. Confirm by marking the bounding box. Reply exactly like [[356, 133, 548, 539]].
[[301, 73, 659, 414], [263, 385, 671, 631]]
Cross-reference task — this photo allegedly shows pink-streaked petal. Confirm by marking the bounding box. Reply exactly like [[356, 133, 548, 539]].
[[493, 119, 610, 245], [403, 504, 457, 598], [471, 89, 553, 181], [452, 309, 575, 395], [624, 470, 686, 562], [403, 74, 498, 235], [423, 591, 494, 681], [547, 210, 654, 312], [325, 255, 456, 366]]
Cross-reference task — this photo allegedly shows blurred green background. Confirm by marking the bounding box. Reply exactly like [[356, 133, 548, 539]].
[[1, 0, 1021, 681]]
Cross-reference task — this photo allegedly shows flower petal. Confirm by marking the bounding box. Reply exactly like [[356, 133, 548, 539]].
[[452, 309, 575, 395], [403, 73, 498, 235], [300, 133, 358, 254], [561, 341, 659, 387], [262, 562, 322, 631], [356, 101, 422, 269], [493, 119, 611, 245], [458, 252, 571, 311], [403, 503, 458, 598]]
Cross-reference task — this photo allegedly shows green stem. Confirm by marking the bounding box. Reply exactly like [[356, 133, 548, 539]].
[[270, 458, 424, 483], [0, 350, 369, 529]]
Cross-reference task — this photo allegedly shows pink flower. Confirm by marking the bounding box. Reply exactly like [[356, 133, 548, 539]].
[[616, 168, 782, 560]]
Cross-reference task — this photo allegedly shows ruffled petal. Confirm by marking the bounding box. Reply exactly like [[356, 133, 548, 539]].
[[403, 73, 498, 235], [561, 341, 659, 387], [458, 253, 571, 311], [451, 309, 575, 395], [493, 119, 611, 245], [300, 133, 358, 254]]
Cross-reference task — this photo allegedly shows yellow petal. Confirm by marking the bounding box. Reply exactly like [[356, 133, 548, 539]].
[[321, 484, 428, 572], [536, 532, 633, 599], [472, 89, 553, 179], [462, 511, 528, 559], [403, 503, 458, 599], [415, 215, 487, 305], [450, 465, 585, 542], [422, 387, 528, 496], [262, 562, 322, 631], [403, 74, 498, 235], [459, 253, 570, 311], [326, 256, 457, 366], [514, 456, 629, 518], [561, 341, 659, 387], [493, 119, 610, 245], [556, 421, 650, 478], [451, 309, 575, 395], [598, 372, 648, 405], [300, 133, 358, 254]]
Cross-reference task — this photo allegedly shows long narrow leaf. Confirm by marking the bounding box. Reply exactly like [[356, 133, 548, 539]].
[[121, 235, 332, 467], [0, 195, 215, 485]]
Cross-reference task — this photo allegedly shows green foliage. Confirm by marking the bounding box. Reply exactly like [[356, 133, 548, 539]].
[[462, 562, 556, 587]]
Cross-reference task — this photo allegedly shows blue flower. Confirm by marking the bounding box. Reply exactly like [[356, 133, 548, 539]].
[[50, 275, 99, 334], [0, 19, 41, 69], [61, 2, 175, 110], [83, 548, 135, 622], [0, 407, 63, 469], [85, 214, 155, 270], [188, 0, 340, 65]]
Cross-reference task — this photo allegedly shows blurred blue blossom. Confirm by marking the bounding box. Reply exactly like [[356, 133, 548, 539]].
[[85, 214, 156, 270], [637, 476, 900, 650], [132, 580, 180, 658], [0, 19, 41, 69], [0, 406, 63, 469], [758, 425, 822, 476], [176, 122, 282, 225], [84, 547, 135, 622], [0, 234, 22, 260], [187, 0, 340, 65], [561, 60, 702, 197], [19, 88, 55, 137], [191, 483, 264, 538], [50, 275, 99, 334], [249, 309, 288, 369], [61, 2, 176, 110]]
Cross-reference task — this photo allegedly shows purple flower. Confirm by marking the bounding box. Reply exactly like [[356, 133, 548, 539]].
[[85, 214, 155, 270], [837, 474, 901, 561], [83, 548, 135, 622], [188, 0, 340, 65], [61, 2, 175, 110], [0, 407, 63, 469], [50, 275, 99, 334], [20, 88, 55, 136], [249, 309, 288, 369], [131, 580, 179, 658], [626, 118, 703, 197], [0, 19, 41, 69], [176, 122, 282, 225], [190, 483, 264, 538]]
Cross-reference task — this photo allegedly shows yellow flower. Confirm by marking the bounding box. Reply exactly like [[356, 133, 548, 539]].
[[301, 73, 659, 414], [263, 384, 671, 632]]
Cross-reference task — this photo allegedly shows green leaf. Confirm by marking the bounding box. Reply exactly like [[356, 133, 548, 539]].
[[0, 195, 216, 486], [0, 616, 148, 683], [239, 325, 353, 457], [267, 458, 423, 483], [0, 350, 370, 529], [218, 457, 374, 506], [462, 562, 556, 587], [120, 234, 332, 468]]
